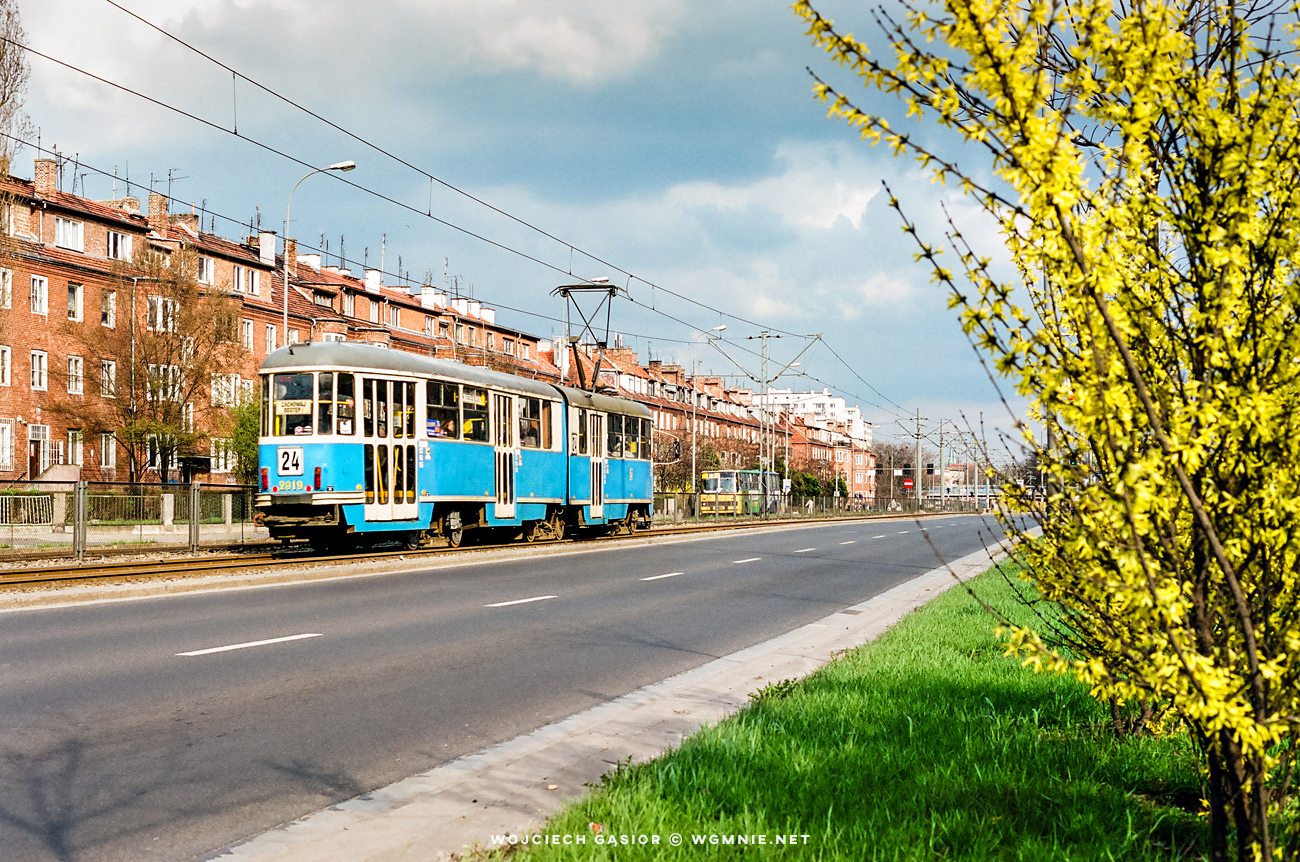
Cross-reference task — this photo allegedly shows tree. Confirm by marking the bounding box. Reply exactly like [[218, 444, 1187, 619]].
[[799, 0, 1300, 856], [51, 246, 248, 483], [0, 0, 30, 342]]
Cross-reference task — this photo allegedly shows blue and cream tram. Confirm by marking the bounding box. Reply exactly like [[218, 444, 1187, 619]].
[[256, 341, 653, 549]]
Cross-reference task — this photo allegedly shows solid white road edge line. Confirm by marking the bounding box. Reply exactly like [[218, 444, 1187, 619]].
[[485, 595, 559, 608], [641, 572, 685, 581], [177, 633, 323, 657]]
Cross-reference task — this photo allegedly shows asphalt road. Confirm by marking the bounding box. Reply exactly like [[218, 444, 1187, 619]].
[[0, 514, 1006, 862]]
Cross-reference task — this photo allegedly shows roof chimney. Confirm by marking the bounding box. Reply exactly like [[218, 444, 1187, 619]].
[[148, 192, 169, 231], [285, 238, 298, 271], [34, 159, 56, 195], [365, 269, 382, 293], [258, 230, 277, 266]]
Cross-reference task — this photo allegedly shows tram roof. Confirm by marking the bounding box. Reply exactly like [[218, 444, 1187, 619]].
[[262, 341, 558, 398], [552, 384, 651, 419]]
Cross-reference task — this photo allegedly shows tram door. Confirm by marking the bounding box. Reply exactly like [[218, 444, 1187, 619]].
[[589, 412, 605, 519], [493, 393, 516, 520], [363, 378, 420, 522]]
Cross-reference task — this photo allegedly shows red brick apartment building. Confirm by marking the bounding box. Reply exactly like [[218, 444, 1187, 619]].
[[0, 157, 874, 496]]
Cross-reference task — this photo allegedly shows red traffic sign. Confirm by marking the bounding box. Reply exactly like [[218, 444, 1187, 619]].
[[903, 479, 914, 488]]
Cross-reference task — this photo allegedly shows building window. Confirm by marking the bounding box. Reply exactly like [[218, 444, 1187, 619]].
[[67, 282, 83, 321], [247, 269, 259, 295], [389, 306, 399, 328], [0, 419, 12, 470], [241, 319, 254, 351], [211, 438, 235, 473], [486, 333, 495, 351], [313, 292, 332, 308], [289, 329, 300, 344], [424, 316, 434, 336], [101, 289, 116, 327], [439, 320, 449, 338], [343, 292, 354, 316], [322, 332, 346, 342], [368, 300, 379, 323], [100, 432, 116, 468], [0, 267, 10, 309], [519, 343, 531, 361], [0, 345, 9, 386], [30, 350, 47, 390], [67, 355, 83, 394], [30, 275, 47, 314], [232, 264, 244, 293], [212, 373, 241, 407], [454, 323, 464, 343], [265, 324, 277, 353], [504, 338, 516, 356], [147, 295, 179, 332], [67, 430, 83, 466], [54, 217, 84, 251], [107, 230, 131, 261], [146, 364, 181, 402], [196, 255, 213, 284], [100, 360, 116, 397]]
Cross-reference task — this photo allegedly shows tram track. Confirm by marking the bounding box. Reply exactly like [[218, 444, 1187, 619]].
[[0, 512, 956, 588]]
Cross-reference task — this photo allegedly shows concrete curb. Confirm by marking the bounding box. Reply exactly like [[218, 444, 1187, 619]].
[[206, 541, 1007, 861]]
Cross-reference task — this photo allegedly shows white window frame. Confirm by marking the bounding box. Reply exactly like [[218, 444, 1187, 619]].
[[289, 329, 300, 345], [211, 438, 235, 473], [0, 418, 13, 471], [67, 282, 83, 322], [233, 264, 245, 294], [30, 275, 48, 315], [247, 269, 259, 295], [196, 255, 214, 284], [67, 355, 83, 394], [241, 319, 254, 352], [100, 432, 116, 468], [343, 292, 354, 316], [100, 359, 116, 397], [30, 350, 47, 391], [54, 216, 84, 251], [146, 363, 182, 402], [322, 332, 346, 342], [0, 345, 9, 386], [211, 373, 241, 407], [147, 295, 179, 332], [265, 324, 277, 353], [67, 429, 83, 466], [107, 230, 132, 261], [101, 288, 116, 328], [0, 267, 10, 309]]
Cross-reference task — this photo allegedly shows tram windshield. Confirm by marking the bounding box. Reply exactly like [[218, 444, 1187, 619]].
[[271, 373, 314, 436], [701, 472, 737, 493]]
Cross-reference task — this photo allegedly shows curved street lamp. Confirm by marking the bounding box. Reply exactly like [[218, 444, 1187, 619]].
[[283, 161, 356, 348]]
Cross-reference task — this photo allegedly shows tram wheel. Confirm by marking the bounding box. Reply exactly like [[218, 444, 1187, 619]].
[[447, 528, 464, 548], [551, 516, 566, 541], [524, 522, 541, 543], [402, 531, 425, 551]]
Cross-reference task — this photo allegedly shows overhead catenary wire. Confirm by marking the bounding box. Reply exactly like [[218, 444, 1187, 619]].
[[13, 21, 902, 413]]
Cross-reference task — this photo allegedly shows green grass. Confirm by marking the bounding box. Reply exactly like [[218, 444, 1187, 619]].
[[501, 566, 1206, 860]]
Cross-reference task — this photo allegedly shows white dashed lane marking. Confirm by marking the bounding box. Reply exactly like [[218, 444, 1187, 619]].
[[840, 541, 856, 545], [486, 595, 558, 608], [733, 557, 762, 564], [897, 531, 910, 534], [793, 548, 815, 553], [641, 572, 684, 581], [872, 535, 886, 539], [177, 633, 322, 657]]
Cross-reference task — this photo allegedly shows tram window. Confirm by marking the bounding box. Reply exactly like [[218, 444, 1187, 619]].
[[541, 401, 554, 450], [462, 387, 489, 442], [393, 381, 405, 439], [377, 380, 389, 438], [393, 443, 404, 498], [317, 372, 334, 435], [362, 379, 374, 437], [427, 380, 460, 439], [272, 372, 314, 436], [364, 444, 374, 503], [577, 408, 588, 455], [404, 382, 416, 438], [377, 445, 390, 504], [336, 373, 356, 435], [641, 418, 653, 460], [406, 445, 416, 502], [607, 413, 623, 458], [519, 398, 542, 449], [625, 416, 639, 459], [260, 375, 270, 436]]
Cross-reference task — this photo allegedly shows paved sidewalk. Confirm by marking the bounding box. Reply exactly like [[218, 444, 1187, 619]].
[[207, 542, 1006, 861]]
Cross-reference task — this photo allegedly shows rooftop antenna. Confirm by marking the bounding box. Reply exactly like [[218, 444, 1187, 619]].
[[551, 276, 622, 392]]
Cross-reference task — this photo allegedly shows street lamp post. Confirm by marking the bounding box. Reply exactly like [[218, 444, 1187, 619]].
[[690, 325, 727, 496], [283, 160, 356, 348]]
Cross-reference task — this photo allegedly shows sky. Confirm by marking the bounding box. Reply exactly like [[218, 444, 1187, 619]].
[[16, 0, 1028, 452]]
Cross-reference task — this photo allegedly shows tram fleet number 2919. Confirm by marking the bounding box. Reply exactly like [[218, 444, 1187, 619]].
[[256, 341, 654, 551]]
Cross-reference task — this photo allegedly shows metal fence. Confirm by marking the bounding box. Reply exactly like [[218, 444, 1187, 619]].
[[0, 481, 263, 558], [651, 492, 987, 525]]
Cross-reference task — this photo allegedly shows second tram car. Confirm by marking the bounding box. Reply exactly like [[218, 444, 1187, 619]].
[[256, 342, 653, 549]]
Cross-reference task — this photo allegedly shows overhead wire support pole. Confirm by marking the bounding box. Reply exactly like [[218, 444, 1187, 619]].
[[552, 280, 621, 393]]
